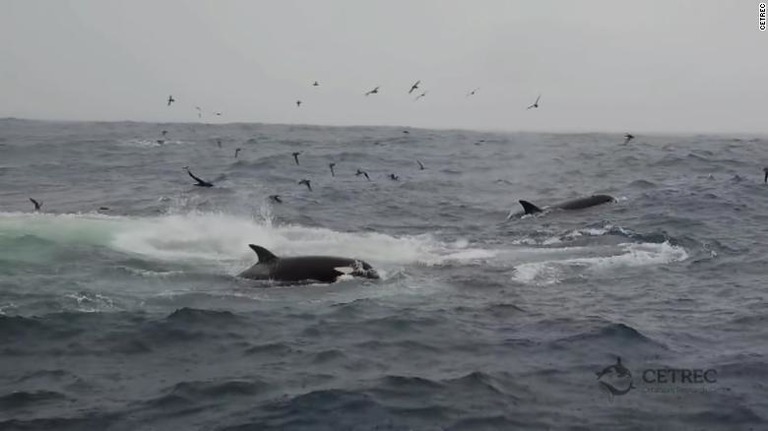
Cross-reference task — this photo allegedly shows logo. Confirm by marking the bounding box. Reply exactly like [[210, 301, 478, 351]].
[[595, 356, 723, 400], [761, 3, 766, 31], [596, 357, 635, 399]]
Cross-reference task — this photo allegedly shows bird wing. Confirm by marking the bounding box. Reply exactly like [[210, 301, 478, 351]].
[[187, 170, 207, 185], [535, 94, 541, 104]]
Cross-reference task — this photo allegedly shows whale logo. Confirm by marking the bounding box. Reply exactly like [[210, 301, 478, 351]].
[[596, 357, 635, 400]]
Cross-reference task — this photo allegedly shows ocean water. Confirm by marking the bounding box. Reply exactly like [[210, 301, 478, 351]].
[[0, 118, 766, 430]]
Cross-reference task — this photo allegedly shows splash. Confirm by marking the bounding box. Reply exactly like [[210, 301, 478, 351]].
[[511, 241, 688, 285]]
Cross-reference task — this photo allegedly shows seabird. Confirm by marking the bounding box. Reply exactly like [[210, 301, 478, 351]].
[[402, 130, 410, 134], [156, 140, 165, 145], [217, 139, 222, 148], [764, 167, 768, 183], [292, 152, 301, 165], [29, 198, 42, 211], [414, 91, 427, 101], [313, 81, 319, 87], [195, 106, 202, 119], [269, 194, 283, 203], [215, 112, 222, 116], [329, 163, 336, 177], [466, 87, 479, 98], [296, 100, 302, 107], [298, 179, 312, 191], [167, 95, 175, 106], [185, 167, 214, 187], [527, 94, 541, 110], [417, 160, 425, 170], [365, 86, 380, 96], [623, 133, 635, 145], [161, 130, 168, 136], [98, 206, 110, 211], [234, 148, 241, 158], [389, 174, 399, 181], [356, 169, 371, 181], [409, 80, 421, 94]]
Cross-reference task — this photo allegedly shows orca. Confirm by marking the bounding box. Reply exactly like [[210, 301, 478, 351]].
[[238, 245, 379, 284], [508, 194, 615, 219]]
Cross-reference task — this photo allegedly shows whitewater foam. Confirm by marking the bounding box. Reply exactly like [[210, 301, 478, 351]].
[[512, 241, 688, 285]]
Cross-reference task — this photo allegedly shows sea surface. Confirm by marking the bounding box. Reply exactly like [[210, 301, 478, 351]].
[[0, 118, 766, 430]]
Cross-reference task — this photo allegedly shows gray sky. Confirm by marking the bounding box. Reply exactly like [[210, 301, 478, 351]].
[[1, 0, 766, 133]]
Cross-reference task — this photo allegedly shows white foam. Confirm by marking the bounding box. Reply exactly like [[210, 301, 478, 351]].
[[512, 241, 688, 285], [117, 138, 189, 148], [0, 211, 494, 274], [563, 242, 688, 271]]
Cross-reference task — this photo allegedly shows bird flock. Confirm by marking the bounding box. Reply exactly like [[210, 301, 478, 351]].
[[164, 79, 496, 122], [33, 78, 762, 213], [177, 133, 422, 203], [158, 81, 644, 206]]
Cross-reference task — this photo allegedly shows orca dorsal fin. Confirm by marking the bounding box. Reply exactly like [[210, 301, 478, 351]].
[[248, 244, 279, 263], [519, 200, 543, 215]]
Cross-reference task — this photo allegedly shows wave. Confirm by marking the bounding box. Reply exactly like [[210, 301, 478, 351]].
[[511, 241, 687, 285], [145, 379, 273, 409], [0, 211, 495, 279], [0, 390, 67, 410]]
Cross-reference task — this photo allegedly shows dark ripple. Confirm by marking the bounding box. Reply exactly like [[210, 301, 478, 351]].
[[165, 307, 241, 325], [147, 379, 273, 409], [0, 413, 119, 431], [547, 320, 667, 352], [0, 390, 67, 410], [221, 389, 392, 431], [102, 308, 247, 352], [627, 179, 657, 189]]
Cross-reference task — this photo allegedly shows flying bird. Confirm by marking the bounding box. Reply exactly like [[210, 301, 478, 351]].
[[184, 167, 214, 187], [269, 194, 283, 203], [195, 106, 202, 118], [414, 91, 427, 101], [389, 174, 399, 181], [417, 160, 425, 170], [623, 133, 635, 145], [313, 81, 319, 87], [298, 179, 312, 191], [234, 148, 242, 158], [466, 87, 479, 98], [764, 167, 768, 183], [167, 95, 175, 106], [292, 152, 301, 165], [161, 130, 168, 136], [365, 86, 380, 96], [527, 94, 541, 110], [356, 169, 370, 181], [29, 198, 42, 211], [215, 112, 222, 116], [217, 139, 222, 148], [329, 163, 336, 177], [409, 80, 421, 94], [296, 100, 302, 107]]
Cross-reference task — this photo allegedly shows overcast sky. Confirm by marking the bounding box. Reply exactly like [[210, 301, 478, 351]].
[[1, 1, 765, 133]]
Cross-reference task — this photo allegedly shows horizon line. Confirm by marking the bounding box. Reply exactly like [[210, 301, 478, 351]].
[[2, 116, 766, 138]]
